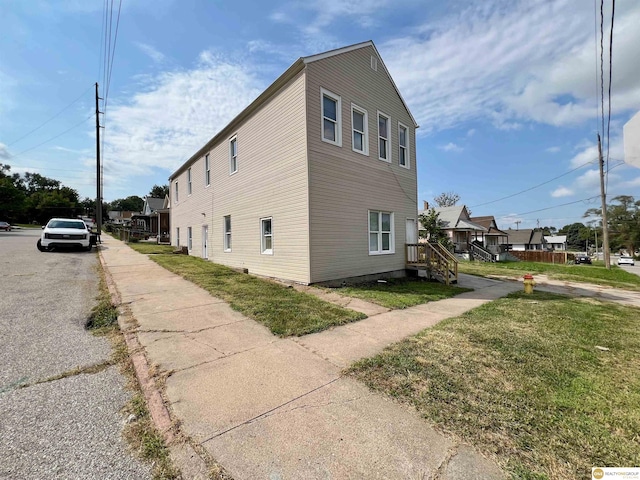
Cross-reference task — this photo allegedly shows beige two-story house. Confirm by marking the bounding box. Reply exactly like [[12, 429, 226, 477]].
[[169, 41, 419, 284]]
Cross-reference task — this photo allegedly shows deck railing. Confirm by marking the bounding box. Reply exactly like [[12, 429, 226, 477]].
[[405, 242, 458, 285]]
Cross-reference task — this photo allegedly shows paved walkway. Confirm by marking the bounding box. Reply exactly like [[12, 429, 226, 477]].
[[99, 235, 528, 479]]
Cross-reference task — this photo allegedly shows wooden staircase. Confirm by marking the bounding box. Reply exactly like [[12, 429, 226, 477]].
[[470, 241, 495, 262], [405, 242, 459, 285]]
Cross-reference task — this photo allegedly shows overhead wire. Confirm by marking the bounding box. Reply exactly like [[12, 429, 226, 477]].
[[5, 85, 94, 147], [469, 159, 597, 209], [606, 0, 615, 190], [10, 114, 96, 158]]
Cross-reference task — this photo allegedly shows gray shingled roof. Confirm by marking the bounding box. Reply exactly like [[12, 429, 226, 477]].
[[146, 197, 165, 213]]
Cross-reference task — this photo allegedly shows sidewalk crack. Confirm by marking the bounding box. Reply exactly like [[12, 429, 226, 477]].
[[431, 441, 460, 480], [199, 377, 341, 444]]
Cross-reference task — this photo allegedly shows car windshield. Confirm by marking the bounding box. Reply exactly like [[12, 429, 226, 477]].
[[48, 220, 86, 229], [621, 256, 632, 260]]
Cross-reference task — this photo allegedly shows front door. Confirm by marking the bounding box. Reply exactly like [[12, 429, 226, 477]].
[[202, 225, 208, 259], [406, 218, 417, 262]]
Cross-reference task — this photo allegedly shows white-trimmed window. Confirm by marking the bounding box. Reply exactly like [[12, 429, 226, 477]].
[[260, 217, 273, 255], [187, 227, 192, 250], [223, 215, 231, 252], [176, 227, 180, 247], [398, 122, 409, 168], [378, 112, 390, 161], [187, 167, 192, 195], [205, 154, 210, 186], [229, 136, 238, 174], [368, 211, 394, 254], [174, 181, 179, 202], [321, 88, 341, 146], [351, 104, 368, 155]]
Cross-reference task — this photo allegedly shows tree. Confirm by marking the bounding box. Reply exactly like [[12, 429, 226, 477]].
[[433, 191, 460, 208], [149, 184, 169, 198], [418, 208, 453, 249], [0, 164, 26, 221], [558, 222, 588, 250], [110, 195, 144, 212], [584, 195, 640, 254]]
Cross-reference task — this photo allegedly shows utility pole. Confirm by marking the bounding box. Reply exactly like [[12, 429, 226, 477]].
[[597, 134, 611, 269], [95, 83, 103, 237], [515, 220, 521, 231]]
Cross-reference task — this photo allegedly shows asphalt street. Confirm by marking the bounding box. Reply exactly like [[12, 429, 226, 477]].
[[0, 228, 150, 479]]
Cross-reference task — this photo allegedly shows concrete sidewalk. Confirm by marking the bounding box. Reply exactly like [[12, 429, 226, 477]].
[[100, 236, 519, 479]]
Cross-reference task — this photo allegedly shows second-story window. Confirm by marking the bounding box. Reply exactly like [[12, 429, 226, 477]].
[[187, 167, 192, 195], [175, 181, 179, 202], [229, 136, 238, 175], [321, 88, 341, 146], [398, 123, 409, 168], [351, 104, 368, 155], [378, 112, 390, 161], [205, 154, 210, 186]]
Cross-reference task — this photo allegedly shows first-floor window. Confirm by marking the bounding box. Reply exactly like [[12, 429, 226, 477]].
[[260, 217, 273, 255], [224, 215, 232, 252], [176, 227, 180, 246], [187, 226, 192, 250], [369, 211, 394, 254]]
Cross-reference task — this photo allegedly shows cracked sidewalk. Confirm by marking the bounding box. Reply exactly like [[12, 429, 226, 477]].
[[100, 234, 507, 479]]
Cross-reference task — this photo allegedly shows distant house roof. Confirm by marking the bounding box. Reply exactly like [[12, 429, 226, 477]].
[[426, 206, 487, 231], [544, 235, 567, 244], [469, 216, 509, 236], [508, 229, 545, 246], [143, 197, 165, 215]]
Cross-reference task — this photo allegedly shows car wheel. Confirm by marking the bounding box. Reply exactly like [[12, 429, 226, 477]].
[[37, 239, 48, 252], [85, 245, 93, 252]]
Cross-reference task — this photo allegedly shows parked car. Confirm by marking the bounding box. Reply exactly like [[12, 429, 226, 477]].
[[37, 218, 92, 251], [618, 256, 635, 266], [574, 255, 592, 265], [0, 221, 12, 231]]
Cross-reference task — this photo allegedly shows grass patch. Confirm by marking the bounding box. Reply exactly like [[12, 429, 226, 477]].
[[459, 260, 640, 291], [127, 249, 365, 336], [13, 223, 42, 229], [127, 243, 175, 255], [348, 291, 640, 479], [334, 278, 472, 309], [86, 266, 119, 331]]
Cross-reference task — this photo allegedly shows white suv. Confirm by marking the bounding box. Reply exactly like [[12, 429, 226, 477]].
[[38, 218, 92, 251]]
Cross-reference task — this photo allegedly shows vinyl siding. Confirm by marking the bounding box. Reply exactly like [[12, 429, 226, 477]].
[[306, 46, 418, 283], [170, 72, 310, 283]]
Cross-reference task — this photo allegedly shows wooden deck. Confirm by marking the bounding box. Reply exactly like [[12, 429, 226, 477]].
[[405, 242, 459, 285]]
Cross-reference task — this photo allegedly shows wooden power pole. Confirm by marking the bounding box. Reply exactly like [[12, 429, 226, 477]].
[[95, 83, 102, 237], [597, 134, 611, 269]]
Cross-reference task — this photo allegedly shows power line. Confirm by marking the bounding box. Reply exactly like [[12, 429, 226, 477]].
[[600, 0, 605, 141], [10, 114, 95, 158], [512, 196, 600, 217], [470, 159, 596, 209], [5, 85, 93, 147], [593, 0, 600, 136], [606, 0, 615, 190]]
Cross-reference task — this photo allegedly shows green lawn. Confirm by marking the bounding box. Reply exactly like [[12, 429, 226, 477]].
[[334, 278, 472, 309], [126, 244, 365, 336], [125, 243, 175, 255], [459, 260, 640, 291], [348, 291, 640, 479]]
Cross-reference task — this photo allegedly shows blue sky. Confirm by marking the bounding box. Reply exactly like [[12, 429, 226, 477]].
[[1, 0, 639, 230]]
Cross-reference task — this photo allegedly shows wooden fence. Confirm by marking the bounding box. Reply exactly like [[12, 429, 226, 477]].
[[509, 250, 574, 264]]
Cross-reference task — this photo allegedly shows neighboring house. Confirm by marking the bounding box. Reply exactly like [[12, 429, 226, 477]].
[[418, 204, 487, 254], [169, 41, 418, 285], [131, 196, 169, 238], [544, 235, 567, 250], [507, 229, 546, 251], [107, 210, 134, 226], [469, 215, 510, 252]]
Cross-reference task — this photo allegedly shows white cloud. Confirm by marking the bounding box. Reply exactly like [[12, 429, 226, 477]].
[[620, 176, 640, 188], [466, 128, 476, 137], [101, 52, 263, 185], [438, 142, 463, 153], [135, 42, 166, 63], [546, 146, 561, 153], [0, 142, 10, 159], [378, 0, 640, 132], [498, 214, 523, 229], [551, 186, 574, 198]]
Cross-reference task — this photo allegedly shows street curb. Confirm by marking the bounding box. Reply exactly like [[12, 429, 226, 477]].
[[98, 245, 213, 478]]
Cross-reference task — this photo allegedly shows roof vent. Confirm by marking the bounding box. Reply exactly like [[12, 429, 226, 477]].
[[370, 55, 377, 71]]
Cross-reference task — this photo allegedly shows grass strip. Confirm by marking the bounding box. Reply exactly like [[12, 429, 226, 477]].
[[333, 278, 472, 309], [459, 260, 640, 291], [348, 291, 640, 479], [126, 245, 366, 336]]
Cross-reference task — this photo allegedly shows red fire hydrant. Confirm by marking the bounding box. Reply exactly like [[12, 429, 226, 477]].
[[523, 273, 535, 294]]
